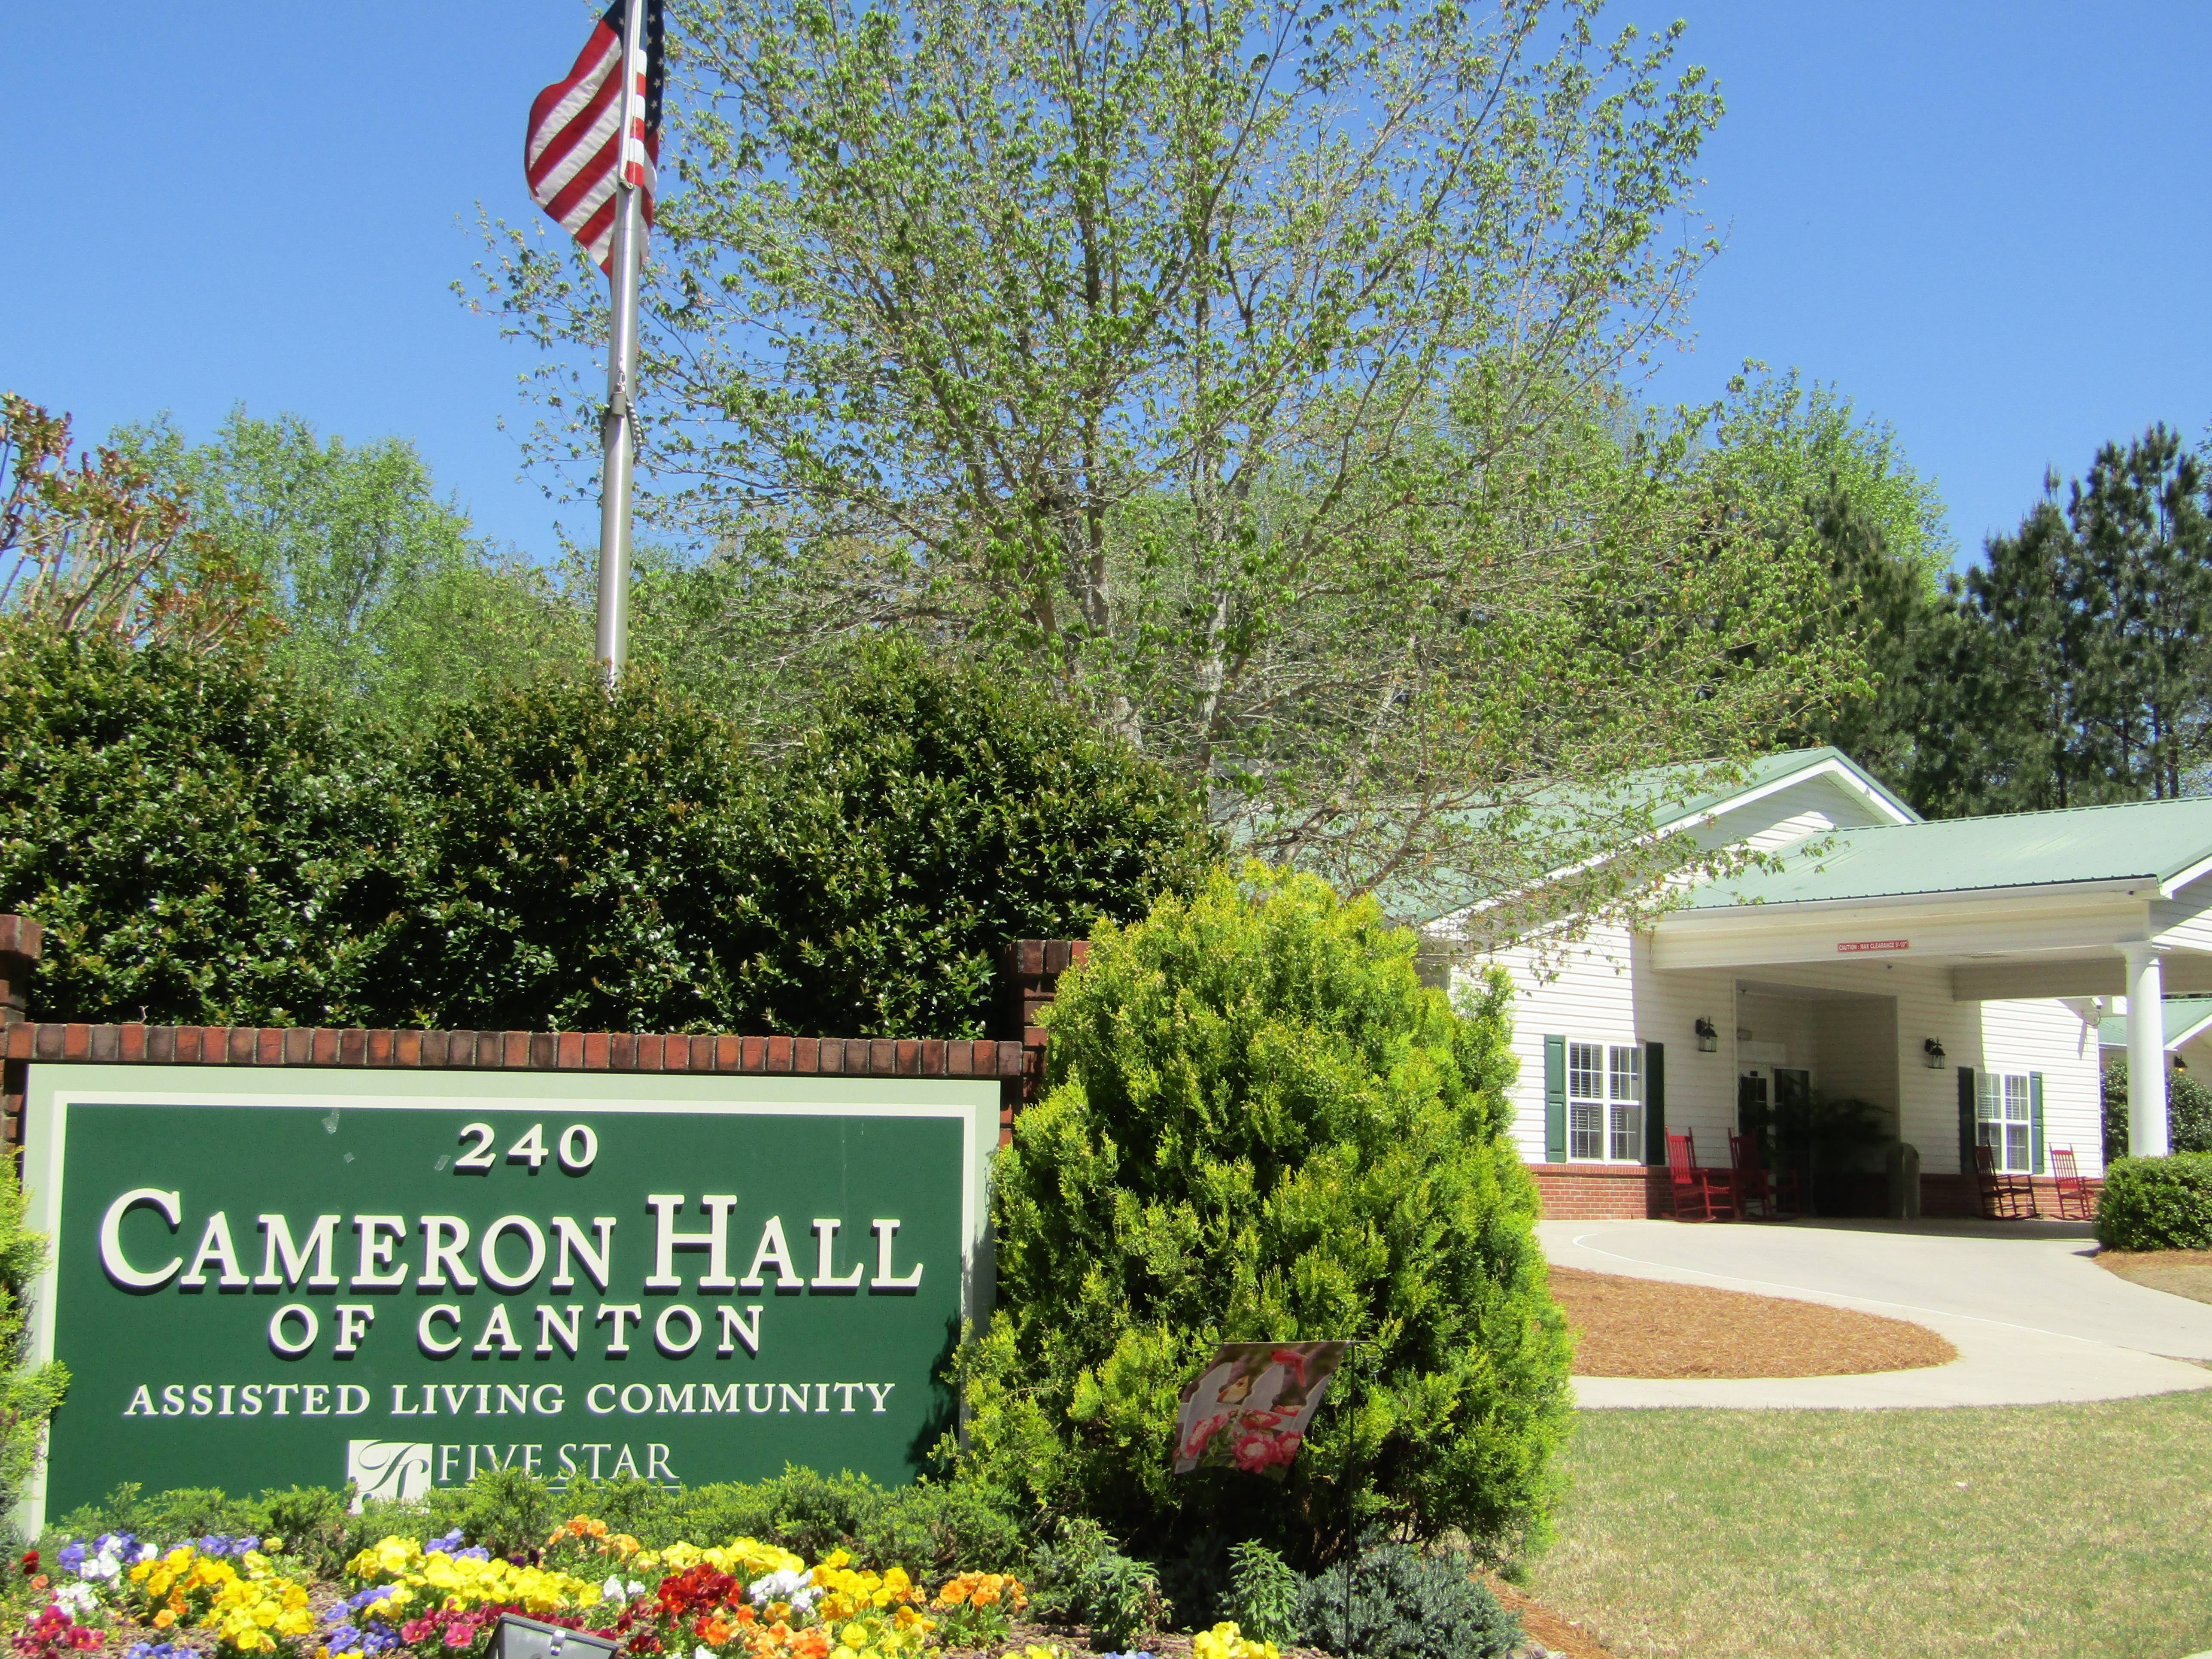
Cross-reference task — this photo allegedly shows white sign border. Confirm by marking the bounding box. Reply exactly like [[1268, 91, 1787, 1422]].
[[16, 1063, 1000, 1537]]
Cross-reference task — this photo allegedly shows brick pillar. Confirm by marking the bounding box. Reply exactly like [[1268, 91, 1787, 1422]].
[[0, 916, 42, 1151], [994, 938, 1089, 1147]]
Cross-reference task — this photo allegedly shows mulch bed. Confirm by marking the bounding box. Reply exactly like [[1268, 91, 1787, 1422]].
[[1549, 1265, 1957, 1379], [947, 1624, 1331, 1657], [1487, 1579, 1621, 1659], [2093, 1247, 2212, 1306]]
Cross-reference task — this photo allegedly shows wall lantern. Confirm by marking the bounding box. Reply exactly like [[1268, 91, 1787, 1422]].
[[1922, 1037, 1947, 1070], [1693, 1017, 1719, 1053]]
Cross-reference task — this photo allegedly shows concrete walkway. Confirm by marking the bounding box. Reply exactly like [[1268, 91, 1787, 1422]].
[[1540, 1217, 2212, 1408]]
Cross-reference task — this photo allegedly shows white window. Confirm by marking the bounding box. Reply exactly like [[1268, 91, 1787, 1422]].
[[1568, 1041, 1643, 1161], [1977, 1071, 2031, 1173]]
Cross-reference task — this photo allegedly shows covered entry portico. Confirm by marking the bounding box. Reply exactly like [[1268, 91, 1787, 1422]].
[[1653, 796, 2212, 1168]]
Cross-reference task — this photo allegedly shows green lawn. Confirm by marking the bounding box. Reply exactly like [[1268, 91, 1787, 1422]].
[[1522, 1388, 2212, 1659]]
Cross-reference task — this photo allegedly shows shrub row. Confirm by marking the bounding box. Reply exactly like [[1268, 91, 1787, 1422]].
[[0, 626, 1219, 1038]]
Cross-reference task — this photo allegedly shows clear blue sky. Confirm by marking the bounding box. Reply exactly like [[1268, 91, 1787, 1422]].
[[6, 2, 2209, 566]]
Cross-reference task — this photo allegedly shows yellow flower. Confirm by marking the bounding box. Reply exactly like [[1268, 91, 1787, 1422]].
[[1192, 1622, 1279, 1659]]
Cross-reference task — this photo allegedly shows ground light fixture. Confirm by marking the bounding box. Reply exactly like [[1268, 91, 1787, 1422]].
[[1923, 1037, 1948, 1069], [1694, 1017, 1719, 1052], [488, 1617, 620, 1659]]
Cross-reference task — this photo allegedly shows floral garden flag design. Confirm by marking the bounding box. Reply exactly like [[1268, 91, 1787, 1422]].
[[1172, 1340, 1348, 1479]]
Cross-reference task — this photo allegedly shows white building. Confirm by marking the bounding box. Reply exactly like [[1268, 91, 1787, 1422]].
[[1427, 748, 2212, 1218]]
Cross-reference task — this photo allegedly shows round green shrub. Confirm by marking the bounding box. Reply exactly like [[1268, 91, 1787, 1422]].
[[955, 864, 1572, 1569], [2095, 1154, 2212, 1250]]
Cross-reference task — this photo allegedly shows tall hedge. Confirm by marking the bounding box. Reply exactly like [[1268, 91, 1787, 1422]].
[[0, 623, 381, 1024], [2101, 1060, 2212, 1164], [957, 865, 1572, 1570], [738, 640, 1223, 1036], [348, 669, 762, 1033], [0, 623, 1218, 1038]]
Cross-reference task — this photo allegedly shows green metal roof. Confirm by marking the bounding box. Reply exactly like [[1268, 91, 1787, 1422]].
[[1688, 794, 2212, 910], [2097, 997, 2212, 1051], [1639, 746, 1918, 830], [1373, 747, 1915, 923]]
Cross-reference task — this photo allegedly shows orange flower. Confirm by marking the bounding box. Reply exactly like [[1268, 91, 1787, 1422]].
[[153, 1611, 176, 1629]]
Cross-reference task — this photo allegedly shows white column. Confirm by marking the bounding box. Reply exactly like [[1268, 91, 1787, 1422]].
[[2121, 942, 2169, 1159]]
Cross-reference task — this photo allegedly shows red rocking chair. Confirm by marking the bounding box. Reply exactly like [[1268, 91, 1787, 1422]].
[[2049, 1146, 2095, 1220], [1667, 1130, 1738, 1221], [1729, 1129, 1800, 1219]]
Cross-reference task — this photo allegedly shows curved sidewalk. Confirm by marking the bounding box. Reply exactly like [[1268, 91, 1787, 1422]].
[[1540, 1217, 2212, 1408]]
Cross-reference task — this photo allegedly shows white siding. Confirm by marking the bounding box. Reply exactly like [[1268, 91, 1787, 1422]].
[[1742, 808, 1835, 853], [1451, 755, 2103, 1180], [1979, 997, 2105, 1174], [1471, 941, 2106, 1176]]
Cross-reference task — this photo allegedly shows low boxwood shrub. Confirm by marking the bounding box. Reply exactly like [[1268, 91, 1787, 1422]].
[[2095, 1153, 2212, 1250], [957, 864, 1573, 1569], [1295, 1540, 1520, 1659]]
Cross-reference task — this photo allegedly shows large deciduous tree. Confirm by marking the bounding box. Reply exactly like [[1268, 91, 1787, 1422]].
[[128, 408, 586, 722], [477, 0, 1857, 942]]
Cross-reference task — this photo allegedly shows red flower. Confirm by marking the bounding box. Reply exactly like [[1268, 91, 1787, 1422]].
[[18, 1553, 35, 1578]]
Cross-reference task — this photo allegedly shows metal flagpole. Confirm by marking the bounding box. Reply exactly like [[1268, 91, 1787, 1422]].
[[594, 0, 649, 684]]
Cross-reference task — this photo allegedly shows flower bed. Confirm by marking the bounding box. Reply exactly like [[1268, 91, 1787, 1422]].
[[8, 1519, 1291, 1659]]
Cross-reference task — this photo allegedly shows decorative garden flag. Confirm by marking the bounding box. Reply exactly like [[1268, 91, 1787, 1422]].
[[1173, 1341, 1349, 1479]]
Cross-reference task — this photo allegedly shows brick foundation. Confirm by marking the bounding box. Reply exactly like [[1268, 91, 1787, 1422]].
[[1527, 1162, 1675, 1220], [1531, 1163, 2101, 1221]]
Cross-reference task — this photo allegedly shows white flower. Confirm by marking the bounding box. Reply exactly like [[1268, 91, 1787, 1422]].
[[54, 1583, 98, 1615], [82, 1553, 121, 1582], [695, 1647, 716, 1659], [748, 1568, 810, 1608], [604, 1577, 626, 1602]]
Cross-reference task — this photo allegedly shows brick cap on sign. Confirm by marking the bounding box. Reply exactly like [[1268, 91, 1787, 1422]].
[[0, 917, 41, 960], [0, 1023, 1026, 1079]]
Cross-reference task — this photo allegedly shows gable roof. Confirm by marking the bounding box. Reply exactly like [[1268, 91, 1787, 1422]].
[[1688, 794, 2212, 911], [1636, 746, 1918, 833], [2098, 997, 2212, 1051], [1393, 747, 1916, 924]]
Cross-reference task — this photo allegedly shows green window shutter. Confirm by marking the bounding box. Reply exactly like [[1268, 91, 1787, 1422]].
[[2030, 1072, 2045, 1174], [1957, 1065, 1976, 1174], [1544, 1035, 1567, 1164], [1644, 1041, 1667, 1166]]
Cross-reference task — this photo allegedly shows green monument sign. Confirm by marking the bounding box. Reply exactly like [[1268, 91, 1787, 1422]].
[[18, 1066, 997, 1533]]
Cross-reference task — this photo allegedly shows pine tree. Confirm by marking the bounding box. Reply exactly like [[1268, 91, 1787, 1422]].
[[1916, 427, 2212, 814]]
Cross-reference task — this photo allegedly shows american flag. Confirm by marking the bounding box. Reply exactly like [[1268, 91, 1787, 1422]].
[[525, 0, 665, 274]]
